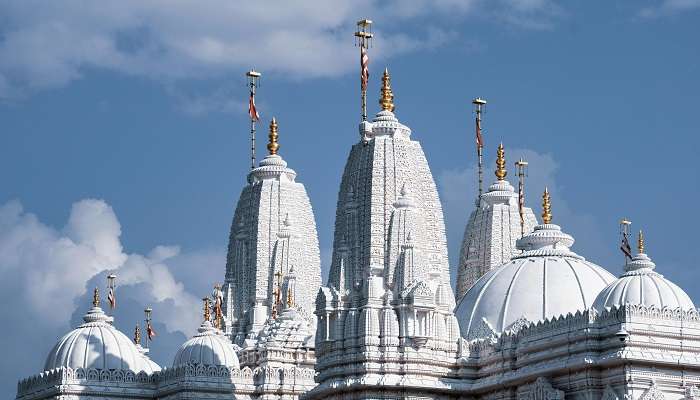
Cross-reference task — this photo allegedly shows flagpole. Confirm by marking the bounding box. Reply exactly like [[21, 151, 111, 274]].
[[620, 219, 632, 265], [144, 307, 152, 349], [472, 98, 487, 201], [246, 70, 261, 170], [515, 158, 528, 237], [107, 274, 116, 315], [355, 19, 373, 122]]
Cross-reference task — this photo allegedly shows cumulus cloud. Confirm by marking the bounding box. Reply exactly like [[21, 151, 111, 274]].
[[0, 199, 224, 394], [0, 0, 565, 100], [438, 148, 614, 283]]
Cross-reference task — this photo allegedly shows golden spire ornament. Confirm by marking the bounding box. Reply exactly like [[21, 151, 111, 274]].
[[134, 324, 141, 345], [541, 187, 552, 224], [379, 68, 395, 112], [267, 117, 279, 155], [203, 297, 211, 323], [638, 230, 645, 254], [495, 143, 507, 180], [287, 285, 294, 308], [92, 287, 100, 307]]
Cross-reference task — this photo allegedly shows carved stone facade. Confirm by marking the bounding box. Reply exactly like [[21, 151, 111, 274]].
[[223, 151, 322, 347], [456, 177, 537, 300]]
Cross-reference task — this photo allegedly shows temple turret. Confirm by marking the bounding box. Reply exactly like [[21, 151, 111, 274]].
[[222, 118, 321, 346], [455, 143, 538, 300], [311, 69, 459, 399]]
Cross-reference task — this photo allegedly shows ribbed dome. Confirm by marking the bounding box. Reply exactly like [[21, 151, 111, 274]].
[[593, 251, 695, 311], [456, 223, 616, 340], [44, 306, 160, 373], [173, 321, 239, 368]]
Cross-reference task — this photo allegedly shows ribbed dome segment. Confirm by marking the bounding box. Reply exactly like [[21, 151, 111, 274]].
[[44, 306, 160, 373], [173, 321, 239, 368], [455, 223, 615, 340], [593, 252, 695, 311]]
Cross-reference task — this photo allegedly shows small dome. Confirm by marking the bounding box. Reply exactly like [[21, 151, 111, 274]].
[[173, 321, 239, 368], [44, 306, 160, 373], [456, 223, 616, 340], [257, 307, 315, 350], [593, 251, 695, 311]]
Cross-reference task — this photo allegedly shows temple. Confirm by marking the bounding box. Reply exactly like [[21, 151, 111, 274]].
[[16, 26, 700, 400]]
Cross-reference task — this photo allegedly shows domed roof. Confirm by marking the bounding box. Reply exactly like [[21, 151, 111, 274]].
[[455, 222, 616, 340], [173, 321, 239, 368], [256, 307, 315, 350], [593, 236, 695, 311], [44, 297, 160, 373]]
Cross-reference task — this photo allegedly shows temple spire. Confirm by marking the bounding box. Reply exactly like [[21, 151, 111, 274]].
[[541, 187, 552, 224], [495, 143, 507, 180], [379, 68, 395, 112], [638, 230, 645, 254], [267, 117, 279, 155]]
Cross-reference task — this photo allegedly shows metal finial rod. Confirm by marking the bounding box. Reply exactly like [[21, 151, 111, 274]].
[[619, 218, 632, 264], [472, 98, 487, 200], [638, 230, 645, 254], [134, 324, 141, 345], [515, 158, 528, 237], [267, 117, 279, 155], [379, 68, 395, 112], [92, 287, 100, 307], [203, 297, 211, 322], [495, 143, 507, 180], [144, 307, 153, 348], [355, 19, 373, 122], [246, 70, 261, 170], [541, 187, 552, 224]]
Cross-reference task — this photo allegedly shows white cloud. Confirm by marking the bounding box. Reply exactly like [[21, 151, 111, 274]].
[[0, 0, 564, 101], [0, 199, 224, 392], [639, 0, 700, 17], [438, 147, 615, 283]]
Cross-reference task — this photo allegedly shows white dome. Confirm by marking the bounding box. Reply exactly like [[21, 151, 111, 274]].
[[44, 306, 160, 373], [593, 251, 695, 311], [456, 223, 616, 340], [173, 321, 239, 368]]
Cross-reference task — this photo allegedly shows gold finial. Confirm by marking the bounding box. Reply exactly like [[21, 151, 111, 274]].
[[638, 230, 645, 254], [203, 297, 211, 322], [92, 287, 100, 307], [495, 143, 507, 180], [134, 324, 141, 345], [267, 117, 279, 155], [287, 286, 294, 308], [379, 68, 395, 112], [541, 187, 552, 224]]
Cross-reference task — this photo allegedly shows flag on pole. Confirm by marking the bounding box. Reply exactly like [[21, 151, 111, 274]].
[[248, 91, 260, 122], [620, 231, 632, 259], [107, 287, 116, 309], [146, 321, 156, 340], [475, 116, 484, 148], [360, 47, 369, 91]]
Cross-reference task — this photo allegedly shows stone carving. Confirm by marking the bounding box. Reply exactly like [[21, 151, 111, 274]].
[[518, 377, 565, 400], [640, 383, 665, 400]]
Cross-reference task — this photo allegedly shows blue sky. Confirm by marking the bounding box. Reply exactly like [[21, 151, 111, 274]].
[[1, 0, 699, 395]]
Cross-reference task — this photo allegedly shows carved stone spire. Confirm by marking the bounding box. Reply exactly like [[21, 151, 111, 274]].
[[495, 143, 507, 181], [267, 117, 279, 155], [379, 68, 395, 112], [542, 187, 552, 224]]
